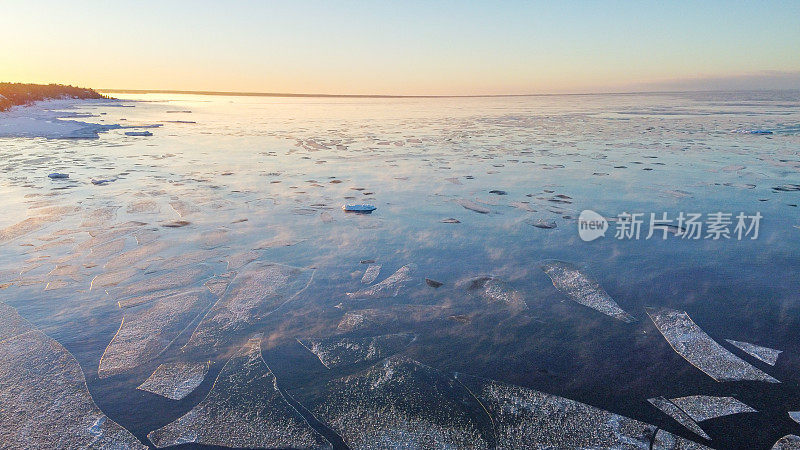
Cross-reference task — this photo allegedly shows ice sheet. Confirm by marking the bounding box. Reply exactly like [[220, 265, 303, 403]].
[[99, 290, 213, 378], [460, 374, 708, 449], [148, 337, 330, 448], [307, 356, 491, 449], [0, 302, 144, 448], [183, 262, 314, 354]]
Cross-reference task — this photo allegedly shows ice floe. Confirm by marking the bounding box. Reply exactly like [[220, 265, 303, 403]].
[[669, 395, 756, 422], [104, 240, 172, 270], [169, 200, 200, 218], [361, 264, 381, 284], [342, 204, 376, 213], [731, 129, 772, 134], [648, 396, 710, 440], [114, 265, 212, 299], [183, 262, 314, 355], [456, 199, 491, 214], [148, 337, 330, 448], [137, 361, 210, 400], [306, 356, 491, 449], [89, 237, 125, 259], [773, 435, 800, 450], [725, 339, 782, 366], [226, 250, 260, 271], [337, 309, 397, 332], [425, 278, 443, 288], [526, 218, 557, 229], [459, 275, 527, 311], [80, 206, 119, 228], [0, 302, 144, 448], [346, 264, 415, 299], [541, 260, 636, 322], [459, 373, 707, 449], [0, 215, 53, 244], [99, 290, 213, 378], [91, 178, 117, 186], [646, 308, 779, 383], [126, 200, 161, 215], [198, 228, 230, 249], [298, 333, 415, 369]]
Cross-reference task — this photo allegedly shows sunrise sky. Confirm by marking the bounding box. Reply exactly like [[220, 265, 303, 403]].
[[2, 0, 799, 96]]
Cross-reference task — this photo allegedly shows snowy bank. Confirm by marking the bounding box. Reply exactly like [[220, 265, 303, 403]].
[[0, 99, 158, 139]]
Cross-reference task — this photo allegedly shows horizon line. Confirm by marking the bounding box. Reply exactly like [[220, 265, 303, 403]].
[[97, 87, 797, 99]]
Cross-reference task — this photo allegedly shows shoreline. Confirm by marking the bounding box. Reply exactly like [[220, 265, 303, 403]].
[[0, 83, 108, 112]]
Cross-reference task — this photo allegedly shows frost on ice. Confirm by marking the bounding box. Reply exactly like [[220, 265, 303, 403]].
[[646, 308, 778, 383], [137, 361, 211, 401], [541, 260, 636, 322], [346, 264, 415, 299], [147, 337, 330, 449], [459, 373, 708, 449], [669, 395, 756, 422], [298, 333, 415, 369], [0, 302, 144, 449], [725, 339, 782, 366], [306, 356, 491, 449]]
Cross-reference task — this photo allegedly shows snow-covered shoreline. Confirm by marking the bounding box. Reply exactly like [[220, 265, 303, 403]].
[[0, 98, 125, 139]]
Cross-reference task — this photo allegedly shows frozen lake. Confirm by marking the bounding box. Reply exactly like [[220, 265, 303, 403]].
[[1, 91, 799, 448]]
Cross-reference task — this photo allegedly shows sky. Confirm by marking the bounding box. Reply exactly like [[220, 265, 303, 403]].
[[1, 0, 799, 95]]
